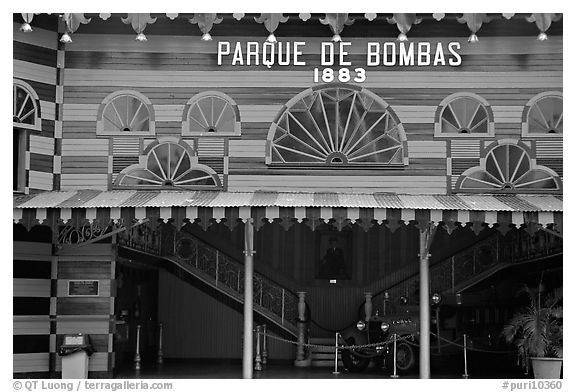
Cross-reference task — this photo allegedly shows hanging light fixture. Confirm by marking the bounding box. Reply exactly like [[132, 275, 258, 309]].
[[122, 13, 157, 42], [20, 13, 34, 32], [255, 14, 289, 43], [189, 14, 222, 41], [526, 13, 562, 41], [387, 13, 422, 41], [320, 13, 354, 42], [60, 13, 91, 44], [457, 13, 493, 43]]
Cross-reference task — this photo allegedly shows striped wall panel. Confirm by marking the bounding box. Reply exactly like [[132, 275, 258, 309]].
[[229, 140, 266, 158], [63, 69, 562, 89], [535, 140, 563, 158], [450, 140, 481, 158], [28, 171, 53, 191], [54, 244, 115, 377], [112, 138, 140, 155], [29, 135, 55, 156], [61, 138, 109, 156], [61, 174, 108, 190], [407, 141, 446, 158], [14, 22, 58, 194], [13, 23, 58, 50], [197, 138, 226, 157], [228, 175, 447, 193], [13, 242, 53, 376]]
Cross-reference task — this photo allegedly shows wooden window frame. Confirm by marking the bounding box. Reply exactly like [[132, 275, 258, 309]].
[[521, 91, 563, 139], [182, 91, 241, 137], [96, 90, 156, 136], [434, 92, 495, 138]]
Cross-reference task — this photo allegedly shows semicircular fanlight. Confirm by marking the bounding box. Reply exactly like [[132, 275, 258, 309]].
[[268, 85, 406, 166], [440, 96, 489, 135], [13, 84, 38, 126], [187, 93, 239, 135], [459, 143, 561, 192], [102, 94, 151, 133], [116, 141, 221, 189], [527, 95, 563, 135]]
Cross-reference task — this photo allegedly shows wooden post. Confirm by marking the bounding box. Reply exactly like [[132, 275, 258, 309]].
[[242, 218, 255, 379], [134, 324, 141, 371], [157, 322, 164, 364], [419, 226, 432, 379], [364, 292, 373, 321], [262, 324, 268, 366], [294, 291, 310, 367], [254, 325, 262, 371]]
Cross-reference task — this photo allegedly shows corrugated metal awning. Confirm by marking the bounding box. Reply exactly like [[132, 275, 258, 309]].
[[13, 190, 562, 230], [14, 190, 563, 211]]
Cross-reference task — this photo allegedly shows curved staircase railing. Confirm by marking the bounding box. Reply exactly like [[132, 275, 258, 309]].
[[360, 228, 562, 318], [117, 222, 300, 337]]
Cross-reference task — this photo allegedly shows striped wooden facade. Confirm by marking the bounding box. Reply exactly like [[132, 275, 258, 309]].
[[13, 14, 563, 371], [50, 18, 561, 194], [13, 22, 60, 193]]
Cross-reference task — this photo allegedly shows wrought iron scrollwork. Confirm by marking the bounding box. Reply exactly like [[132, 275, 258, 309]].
[[58, 221, 115, 244]]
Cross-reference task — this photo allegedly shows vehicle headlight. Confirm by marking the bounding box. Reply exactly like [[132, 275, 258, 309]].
[[380, 322, 390, 332], [356, 320, 366, 331]]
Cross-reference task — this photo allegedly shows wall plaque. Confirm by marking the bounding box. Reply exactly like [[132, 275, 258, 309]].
[[68, 280, 99, 296]]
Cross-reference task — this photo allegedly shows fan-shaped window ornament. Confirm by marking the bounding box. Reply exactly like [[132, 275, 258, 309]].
[[456, 141, 561, 193], [182, 91, 241, 136], [96, 90, 155, 136], [13, 79, 41, 131], [522, 91, 562, 137], [266, 84, 407, 166], [115, 140, 221, 189], [434, 93, 494, 137]]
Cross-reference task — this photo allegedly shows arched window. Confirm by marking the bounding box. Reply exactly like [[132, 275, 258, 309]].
[[522, 91, 562, 137], [182, 91, 241, 136], [455, 140, 561, 193], [13, 79, 41, 131], [115, 140, 221, 189], [434, 92, 494, 137], [266, 84, 407, 166], [96, 90, 155, 136]]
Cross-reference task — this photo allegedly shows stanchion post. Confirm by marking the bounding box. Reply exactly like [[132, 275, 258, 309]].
[[332, 332, 340, 375], [391, 333, 399, 378], [262, 324, 268, 366], [462, 333, 470, 379], [157, 322, 164, 364], [255, 325, 263, 371], [134, 324, 141, 371]]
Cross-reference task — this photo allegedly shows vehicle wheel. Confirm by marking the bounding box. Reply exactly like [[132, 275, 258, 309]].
[[341, 349, 370, 373], [388, 342, 416, 374]]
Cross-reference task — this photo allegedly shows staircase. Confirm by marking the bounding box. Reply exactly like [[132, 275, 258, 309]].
[[117, 223, 300, 338]]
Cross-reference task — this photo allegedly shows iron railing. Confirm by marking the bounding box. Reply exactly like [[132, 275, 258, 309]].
[[367, 228, 562, 313], [117, 223, 300, 334]]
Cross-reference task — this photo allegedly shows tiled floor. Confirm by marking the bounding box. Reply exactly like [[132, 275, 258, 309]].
[[115, 360, 527, 379]]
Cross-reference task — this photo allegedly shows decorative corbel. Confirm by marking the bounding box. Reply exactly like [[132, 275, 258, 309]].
[[432, 13, 445, 21], [60, 13, 91, 44], [356, 218, 373, 233], [166, 13, 178, 20], [254, 13, 289, 43], [319, 13, 354, 42], [233, 13, 245, 21], [299, 13, 311, 22], [457, 13, 493, 42], [189, 13, 223, 41], [331, 217, 351, 232], [278, 216, 295, 232], [99, 13, 111, 21], [20, 13, 35, 32], [304, 217, 324, 232], [502, 13, 515, 20], [526, 13, 562, 41], [387, 13, 422, 41], [121, 13, 157, 42]]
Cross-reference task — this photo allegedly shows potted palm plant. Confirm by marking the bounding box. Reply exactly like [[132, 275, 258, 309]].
[[501, 285, 562, 379]]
